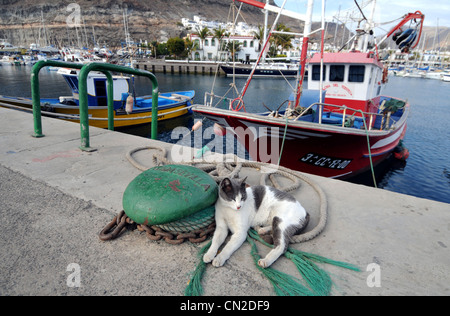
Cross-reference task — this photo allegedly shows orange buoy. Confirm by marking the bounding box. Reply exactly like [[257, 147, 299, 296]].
[[213, 123, 227, 136], [394, 148, 409, 160], [394, 142, 409, 161], [192, 121, 203, 131], [125, 95, 134, 114]]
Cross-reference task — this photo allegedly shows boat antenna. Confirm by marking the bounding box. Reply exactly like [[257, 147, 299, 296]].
[[354, 0, 367, 22]]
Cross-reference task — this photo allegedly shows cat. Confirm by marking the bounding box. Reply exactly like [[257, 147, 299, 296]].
[[203, 177, 310, 268]]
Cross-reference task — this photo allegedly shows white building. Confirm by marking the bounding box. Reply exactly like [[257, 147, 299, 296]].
[[189, 34, 261, 62], [181, 18, 197, 30], [183, 16, 226, 31], [183, 16, 303, 62]]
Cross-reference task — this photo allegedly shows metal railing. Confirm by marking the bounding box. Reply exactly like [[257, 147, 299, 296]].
[[203, 92, 398, 131], [293, 101, 397, 131], [78, 63, 158, 150], [31, 60, 83, 138], [31, 61, 159, 151]]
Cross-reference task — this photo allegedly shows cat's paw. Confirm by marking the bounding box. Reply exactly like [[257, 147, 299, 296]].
[[256, 226, 271, 235], [212, 255, 226, 267], [203, 252, 215, 263], [258, 258, 269, 269]]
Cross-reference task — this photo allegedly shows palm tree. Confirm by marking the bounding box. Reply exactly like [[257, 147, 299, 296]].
[[225, 40, 242, 61], [252, 25, 266, 52], [150, 40, 158, 58], [272, 23, 293, 56], [184, 37, 199, 60], [196, 26, 210, 60], [213, 26, 226, 61]]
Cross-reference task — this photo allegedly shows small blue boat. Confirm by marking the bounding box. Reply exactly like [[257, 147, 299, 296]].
[[0, 68, 195, 128]]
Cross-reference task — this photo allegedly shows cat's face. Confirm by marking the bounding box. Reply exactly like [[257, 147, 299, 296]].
[[219, 177, 247, 210]]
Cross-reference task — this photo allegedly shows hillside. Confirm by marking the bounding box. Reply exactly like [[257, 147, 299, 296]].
[[1, 0, 448, 51], [420, 26, 450, 51], [0, 0, 293, 48]]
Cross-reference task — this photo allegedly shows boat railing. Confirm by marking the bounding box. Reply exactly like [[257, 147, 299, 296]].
[[296, 102, 398, 131], [203, 92, 398, 131]]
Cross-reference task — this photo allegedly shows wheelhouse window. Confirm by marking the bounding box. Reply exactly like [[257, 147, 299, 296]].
[[94, 79, 107, 97], [348, 65, 365, 82], [64, 76, 79, 93], [329, 65, 345, 82], [311, 65, 326, 81]]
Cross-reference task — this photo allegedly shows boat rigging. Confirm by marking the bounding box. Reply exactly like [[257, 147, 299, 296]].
[[192, 0, 424, 182]]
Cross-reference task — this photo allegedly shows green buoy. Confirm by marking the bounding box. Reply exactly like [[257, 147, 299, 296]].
[[123, 165, 218, 231]]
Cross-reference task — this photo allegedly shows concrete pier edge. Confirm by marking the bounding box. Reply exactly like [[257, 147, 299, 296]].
[[0, 107, 448, 296]]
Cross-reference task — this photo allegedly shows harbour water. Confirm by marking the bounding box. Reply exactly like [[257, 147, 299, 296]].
[[0, 65, 449, 204]]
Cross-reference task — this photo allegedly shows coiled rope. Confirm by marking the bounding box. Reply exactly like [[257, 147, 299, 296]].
[[126, 145, 328, 244]]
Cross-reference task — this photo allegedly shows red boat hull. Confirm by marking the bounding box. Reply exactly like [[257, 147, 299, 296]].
[[193, 102, 408, 179]]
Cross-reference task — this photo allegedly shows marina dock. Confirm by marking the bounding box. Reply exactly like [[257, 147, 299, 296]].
[[0, 107, 448, 296], [134, 59, 227, 76]]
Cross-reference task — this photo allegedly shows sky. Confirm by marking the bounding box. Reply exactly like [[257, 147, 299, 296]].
[[273, 0, 450, 29]]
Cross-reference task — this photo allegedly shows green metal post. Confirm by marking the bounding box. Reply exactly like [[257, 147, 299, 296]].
[[150, 76, 159, 140], [103, 71, 114, 131], [31, 65, 44, 138], [30, 60, 83, 137], [78, 62, 159, 151], [78, 64, 93, 150]]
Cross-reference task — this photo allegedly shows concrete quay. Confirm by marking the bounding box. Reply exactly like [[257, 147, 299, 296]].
[[134, 59, 226, 76], [0, 107, 449, 296]]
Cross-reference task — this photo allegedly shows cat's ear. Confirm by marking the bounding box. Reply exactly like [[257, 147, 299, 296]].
[[240, 176, 248, 186], [221, 178, 233, 193]]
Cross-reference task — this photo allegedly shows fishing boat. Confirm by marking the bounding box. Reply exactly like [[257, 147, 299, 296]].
[[0, 68, 195, 129], [221, 62, 299, 78], [192, 0, 424, 180]]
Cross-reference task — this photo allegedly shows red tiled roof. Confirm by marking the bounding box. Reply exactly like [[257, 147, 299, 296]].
[[309, 52, 383, 67]]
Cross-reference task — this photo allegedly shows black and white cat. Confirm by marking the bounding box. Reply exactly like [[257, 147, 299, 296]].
[[203, 177, 309, 268]]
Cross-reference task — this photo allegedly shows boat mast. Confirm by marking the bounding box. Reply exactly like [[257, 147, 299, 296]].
[[362, 0, 376, 52], [232, 0, 310, 104], [235, 0, 306, 20], [294, 0, 314, 108], [236, 0, 289, 101], [262, 0, 269, 64], [319, 0, 325, 104]]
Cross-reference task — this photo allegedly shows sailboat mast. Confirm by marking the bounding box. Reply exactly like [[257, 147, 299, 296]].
[[262, 0, 269, 64], [238, 0, 288, 100], [232, 0, 310, 103], [294, 0, 314, 108]]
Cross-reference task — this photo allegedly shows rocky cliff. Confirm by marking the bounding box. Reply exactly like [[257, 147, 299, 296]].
[[0, 0, 294, 48], [1, 0, 447, 51]]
